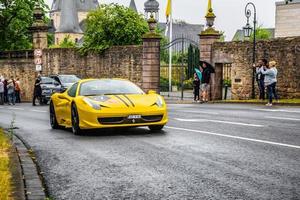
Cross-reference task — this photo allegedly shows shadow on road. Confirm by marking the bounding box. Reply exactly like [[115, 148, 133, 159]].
[[55, 127, 167, 138]]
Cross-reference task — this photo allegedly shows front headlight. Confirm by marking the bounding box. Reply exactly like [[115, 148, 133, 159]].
[[83, 97, 101, 110], [156, 96, 164, 108]]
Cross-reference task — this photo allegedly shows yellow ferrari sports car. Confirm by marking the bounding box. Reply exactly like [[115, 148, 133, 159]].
[[49, 79, 168, 135]]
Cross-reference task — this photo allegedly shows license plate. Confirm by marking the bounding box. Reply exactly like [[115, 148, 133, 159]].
[[128, 115, 141, 119]]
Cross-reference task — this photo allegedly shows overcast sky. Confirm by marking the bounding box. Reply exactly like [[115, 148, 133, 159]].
[[45, 0, 282, 41]]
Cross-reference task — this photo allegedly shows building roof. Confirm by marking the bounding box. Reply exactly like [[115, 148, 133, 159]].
[[129, 0, 137, 12], [56, 0, 83, 33], [232, 28, 275, 41], [159, 22, 204, 43], [51, 0, 99, 12], [276, 0, 300, 5]]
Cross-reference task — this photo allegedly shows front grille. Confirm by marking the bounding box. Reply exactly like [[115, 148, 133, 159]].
[[98, 115, 163, 125], [98, 117, 124, 124], [142, 115, 163, 122]]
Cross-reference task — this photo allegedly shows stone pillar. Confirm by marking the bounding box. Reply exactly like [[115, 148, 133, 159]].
[[199, 34, 221, 63], [142, 34, 161, 93], [30, 3, 48, 49], [198, 0, 222, 101]]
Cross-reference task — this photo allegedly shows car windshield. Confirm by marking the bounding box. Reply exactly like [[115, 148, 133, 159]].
[[41, 77, 58, 85], [59, 75, 80, 84], [79, 80, 144, 96]]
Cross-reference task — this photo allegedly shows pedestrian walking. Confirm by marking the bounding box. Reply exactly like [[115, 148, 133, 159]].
[[261, 60, 278, 106], [200, 63, 211, 102], [15, 77, 21, 103], [193, 73, 200, 102], [0, 79, 4, 105], [254, 59, 267, 100], [7, 78, 15, 105], [33, 74, 42, 106]]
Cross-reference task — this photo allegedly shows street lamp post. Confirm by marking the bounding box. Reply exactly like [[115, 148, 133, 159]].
[[243, 2, 256, 99]]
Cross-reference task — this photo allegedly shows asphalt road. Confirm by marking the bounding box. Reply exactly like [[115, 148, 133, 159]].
[[0, 103, 299, 200]]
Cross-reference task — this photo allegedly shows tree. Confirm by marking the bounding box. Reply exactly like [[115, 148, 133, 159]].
[[0, 0, 48, 51], [81, 4, 149, 53], [250, 27, 272, 41], [49, 35, 76, 48]]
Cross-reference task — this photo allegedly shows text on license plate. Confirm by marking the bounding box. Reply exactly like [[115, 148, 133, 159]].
[[128, 115, 141, 119]]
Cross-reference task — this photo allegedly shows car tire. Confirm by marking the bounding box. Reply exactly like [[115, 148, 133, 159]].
[[148, 125, 164, 132], [71, 103, 82, 135], [50, 102, 61, 129]]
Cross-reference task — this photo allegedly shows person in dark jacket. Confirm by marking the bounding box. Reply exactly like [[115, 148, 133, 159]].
[[201, 63, 211, 102], [32, 74, 42, 106], [3, 79, 8, 103], [193, 73, 200, 102], [254, 59, 267, 100]]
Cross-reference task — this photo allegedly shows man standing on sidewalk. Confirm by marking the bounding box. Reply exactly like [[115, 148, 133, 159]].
[[32, 74, 42, 106], [255, 59, 267, 100], [201, 63, 211, 102]]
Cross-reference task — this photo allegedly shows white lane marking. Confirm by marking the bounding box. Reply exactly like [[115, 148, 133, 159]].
[[265, 116, 300, 121], [165, 126, 300, 149], [31, 110, 47, 113], [169, 110, 219, 115], [7, 107, 24, 110], [252, 109, 300, 113], [174, 118, 264, 127]]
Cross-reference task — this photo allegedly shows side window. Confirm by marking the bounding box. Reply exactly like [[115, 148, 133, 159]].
[[67, 83, 78, 97]]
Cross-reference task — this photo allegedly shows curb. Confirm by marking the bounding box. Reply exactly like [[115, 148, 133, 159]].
[[165, 99, 300, 106], [12, 133, 47, 200]]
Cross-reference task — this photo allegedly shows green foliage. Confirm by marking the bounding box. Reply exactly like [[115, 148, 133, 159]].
[[0, 0, 48, 50], [160, 76, 180, 92], [250, 26, 272, 41], [49, 35, 76, 48], [219, 31, 226, 42], [183, 78, 193, 89], [80, 4, 149, 53]]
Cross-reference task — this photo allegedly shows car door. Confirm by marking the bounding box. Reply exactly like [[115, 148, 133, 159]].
[[64, 83, 78, 126], [56, 83, 78, 126]]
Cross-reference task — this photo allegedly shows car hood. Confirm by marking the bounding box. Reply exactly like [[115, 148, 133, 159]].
[[61, 83, 74, 88], [83, 94, 161, 109], [41, 84, 61, 90]]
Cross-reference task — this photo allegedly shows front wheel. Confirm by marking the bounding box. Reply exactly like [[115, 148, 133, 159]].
[[71, 104, 82, 135], [50, 102, 60, 129], [148, 125, 164, 132]]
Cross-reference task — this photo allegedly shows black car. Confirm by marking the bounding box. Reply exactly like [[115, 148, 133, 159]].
[[49, 74, 81, 92], [40, 77, 61, 104]]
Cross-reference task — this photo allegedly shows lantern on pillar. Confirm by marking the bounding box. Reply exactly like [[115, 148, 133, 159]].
[[144, 0, 159, 22]]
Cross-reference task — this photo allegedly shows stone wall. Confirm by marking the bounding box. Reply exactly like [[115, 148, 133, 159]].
[[0, 46, 143, 101], [212, 36, 300, 99]]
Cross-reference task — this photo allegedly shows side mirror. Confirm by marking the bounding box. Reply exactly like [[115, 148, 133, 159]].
[[60, 88, 67, 93], [148, 90, 157, 94]]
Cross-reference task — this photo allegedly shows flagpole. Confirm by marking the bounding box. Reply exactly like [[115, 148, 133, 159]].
[[168, 0, 173, 94]]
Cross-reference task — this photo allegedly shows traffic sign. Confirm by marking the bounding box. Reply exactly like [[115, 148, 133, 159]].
[[36, 65, 42, 71], [34, 58, 42, 65], [34, 49, 43, 57]]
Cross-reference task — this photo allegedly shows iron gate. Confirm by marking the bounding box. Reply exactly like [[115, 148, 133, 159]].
[[160, 36, 199, 100]]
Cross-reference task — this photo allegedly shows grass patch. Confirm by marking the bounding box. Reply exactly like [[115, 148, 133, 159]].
[[0, 128, 12, 200]]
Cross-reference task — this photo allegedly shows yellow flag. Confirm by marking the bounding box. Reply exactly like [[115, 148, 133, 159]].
[[166, 0, 171, 18]]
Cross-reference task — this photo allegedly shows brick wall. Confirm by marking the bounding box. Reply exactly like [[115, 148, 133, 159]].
[[212, 36, 300, 99], [0, 46, 143, 101]]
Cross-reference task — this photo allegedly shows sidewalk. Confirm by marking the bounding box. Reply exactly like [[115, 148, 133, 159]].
[[160, 91, 300, 106]]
